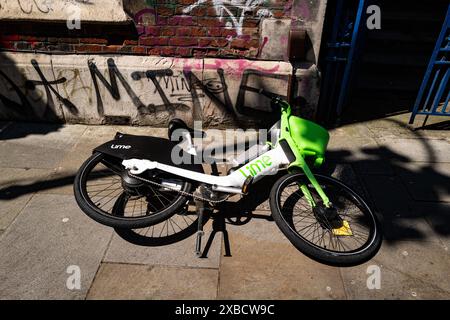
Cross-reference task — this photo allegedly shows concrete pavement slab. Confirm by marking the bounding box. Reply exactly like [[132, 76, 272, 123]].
[[361, 175, 413, 216], [0, 122, 87, 169], [382, 216, 441, 244], [394, 162, 450, 203], [218, 218, 347, 299], [349, 148, 397, 176], [104, 219, 221, 269], [329, 163, 367, 195], [113, 125, 167, 138], [416, 203, 450, 249], [327, 123, 379, 161], [340, 241, 450, 299], [82, 124, 166, 143], [374, 137, 450, 163], [253, 200, 271, 212], [361, 175, 440, 243], [0, 167, 53, 230], [364, 114, 450, 140], [39, 139, 104, 196], [0, 194, 113, 299], [87, 263, 218, 300]]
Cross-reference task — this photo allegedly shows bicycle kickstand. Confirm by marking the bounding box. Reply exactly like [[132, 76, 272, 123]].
[[193, 199, 232, 258], [194, 198, 206, 257], [200, 213, 231, 258]]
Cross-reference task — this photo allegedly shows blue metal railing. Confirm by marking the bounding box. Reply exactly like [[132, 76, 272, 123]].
[[409, 4, 450, 125]]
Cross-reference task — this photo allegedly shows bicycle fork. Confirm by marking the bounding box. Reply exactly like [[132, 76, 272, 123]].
[[292, 158, 351, 234], [291, 155, 331, 208]]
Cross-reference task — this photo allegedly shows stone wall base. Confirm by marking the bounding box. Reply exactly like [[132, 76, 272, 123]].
[[0, 52, 320, 128]]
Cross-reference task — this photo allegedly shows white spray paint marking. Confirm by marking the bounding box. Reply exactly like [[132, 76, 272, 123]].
[[183, 0, 273, 37]]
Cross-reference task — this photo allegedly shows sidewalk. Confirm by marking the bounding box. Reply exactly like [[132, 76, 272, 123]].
[[0, 115, 449, 300]]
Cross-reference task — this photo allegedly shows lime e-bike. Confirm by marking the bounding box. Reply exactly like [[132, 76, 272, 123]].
[[74, 91, 381, 266]]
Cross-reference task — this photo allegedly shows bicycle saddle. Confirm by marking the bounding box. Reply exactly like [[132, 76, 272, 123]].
[[168, 118, 206, 141]]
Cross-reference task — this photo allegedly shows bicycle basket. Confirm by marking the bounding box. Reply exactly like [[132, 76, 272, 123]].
[[288, 116, 330, 167]]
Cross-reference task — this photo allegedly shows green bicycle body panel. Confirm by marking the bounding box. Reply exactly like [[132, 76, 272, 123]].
[[276, 101, 331, 207], [288, 116, 329, 167]]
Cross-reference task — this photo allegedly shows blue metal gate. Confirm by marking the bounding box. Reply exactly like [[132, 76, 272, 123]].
[[409, 4, 450, 125], [318, 0, 368, 126]]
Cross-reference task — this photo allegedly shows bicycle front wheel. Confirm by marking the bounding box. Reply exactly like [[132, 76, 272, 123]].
[[269, 173, 382, 266]]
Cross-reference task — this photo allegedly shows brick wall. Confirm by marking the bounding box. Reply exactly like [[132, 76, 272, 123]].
[[130, 0, 292, 59], [0, 0, 296, 60]]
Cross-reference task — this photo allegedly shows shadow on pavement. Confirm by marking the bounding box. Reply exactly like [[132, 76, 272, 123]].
[[0, 121, 65, 141], [0, 174, 76, 200], [419, 119, 450, 131]]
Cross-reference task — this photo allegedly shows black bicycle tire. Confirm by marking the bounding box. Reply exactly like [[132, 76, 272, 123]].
[[269, 173, 382, 266], [74, 152, 193, 229]]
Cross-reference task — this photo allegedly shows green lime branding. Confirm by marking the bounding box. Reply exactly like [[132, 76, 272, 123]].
[[239, 155, 273, 178]]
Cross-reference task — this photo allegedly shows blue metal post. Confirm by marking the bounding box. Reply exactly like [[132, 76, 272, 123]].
[[335, 0, 367, 118], [409, 5, 450, 124]]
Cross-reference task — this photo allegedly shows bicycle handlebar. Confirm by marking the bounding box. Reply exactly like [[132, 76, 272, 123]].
[[239, 86, 285, 112], [258, 88, 281, 100]]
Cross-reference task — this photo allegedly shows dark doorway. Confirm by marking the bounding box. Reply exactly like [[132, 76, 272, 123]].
[[318, 0, 449, 126]]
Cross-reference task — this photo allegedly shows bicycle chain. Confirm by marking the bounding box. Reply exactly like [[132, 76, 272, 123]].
[[128, 172, 230, 204]]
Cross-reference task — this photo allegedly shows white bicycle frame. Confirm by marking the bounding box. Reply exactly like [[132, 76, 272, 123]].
[[122, 138, 290, 195]]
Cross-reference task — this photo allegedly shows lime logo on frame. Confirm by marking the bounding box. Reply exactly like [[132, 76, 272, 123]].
[[239, 155, 273, 178]]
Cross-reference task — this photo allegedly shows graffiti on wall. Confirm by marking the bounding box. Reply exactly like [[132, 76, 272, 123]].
[[183, 0, 273, 36], [0, 54, 289, 126], [131, 0, 277, 41], [0, 0, 128, 21], [14, 0, 53, 14]]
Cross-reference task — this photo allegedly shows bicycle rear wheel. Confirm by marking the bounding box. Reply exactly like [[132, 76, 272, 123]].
[[270, 173, 382, 266], [114, 206, 209, 247], [74, 152, 192, 229]]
